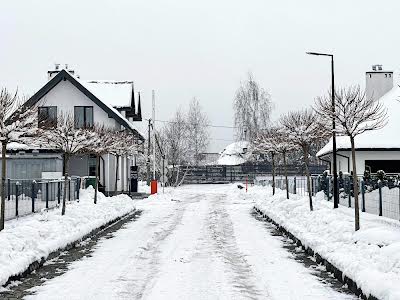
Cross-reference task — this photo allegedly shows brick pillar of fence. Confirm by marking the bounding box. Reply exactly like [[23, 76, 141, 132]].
[[378, 181, 383, 216]]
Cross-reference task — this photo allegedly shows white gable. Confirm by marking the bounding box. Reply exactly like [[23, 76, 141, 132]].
[[40, 79, 121, 129]]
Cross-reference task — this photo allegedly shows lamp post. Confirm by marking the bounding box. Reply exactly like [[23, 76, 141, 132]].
[[306, 51, 339, 209]]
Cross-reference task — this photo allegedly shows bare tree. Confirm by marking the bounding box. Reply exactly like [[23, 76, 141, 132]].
[[280, 109, 330, 211], [233, 72, 273, 141], [84, 126, 115, 203], [162, 109, 189, 186], [315, 85, 387, 230], [254, 125, 294, 198], [40, 113, 95, 215], [0, 88, 37, 230], [187, 98, 209, 165]]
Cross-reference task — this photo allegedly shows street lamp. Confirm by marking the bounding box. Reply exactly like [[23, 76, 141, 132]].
[[306, 51, 339, 209]]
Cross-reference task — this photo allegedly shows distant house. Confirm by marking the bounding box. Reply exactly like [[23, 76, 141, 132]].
[[5, 65, 144, 194], [217, 141, 251, 165], [317, 65, 400, 174]]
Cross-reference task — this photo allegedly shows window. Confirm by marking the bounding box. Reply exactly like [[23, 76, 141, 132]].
[[38, 106, 57, 128], [74, 106, 93, 128]]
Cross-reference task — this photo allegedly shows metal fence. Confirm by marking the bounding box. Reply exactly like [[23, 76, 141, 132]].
[[255, 175, 400, 222], [4, 177, 81, 221]]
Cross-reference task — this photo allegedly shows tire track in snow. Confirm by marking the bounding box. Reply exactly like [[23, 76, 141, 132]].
[[206, 194, 266, 299], [117, 199, 191, 299]]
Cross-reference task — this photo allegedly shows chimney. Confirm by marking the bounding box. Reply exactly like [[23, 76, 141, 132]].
[[365, 65, 393, 101], [47, 63, 76, 80]]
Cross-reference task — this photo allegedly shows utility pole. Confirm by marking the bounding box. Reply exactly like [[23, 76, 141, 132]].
[[147, 119, 151, 186], [152, 90, 156, 180]]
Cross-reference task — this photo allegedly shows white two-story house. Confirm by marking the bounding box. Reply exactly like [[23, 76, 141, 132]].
[[317, 65, 400, 175], [6, 65, 144, 194]]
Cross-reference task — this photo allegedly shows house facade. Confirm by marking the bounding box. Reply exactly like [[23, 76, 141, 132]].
[[317, 65, 400, 175], [6, 65, 144, 194]]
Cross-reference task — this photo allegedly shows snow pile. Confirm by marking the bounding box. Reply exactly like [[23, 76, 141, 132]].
[[0, 187, 135, 286], [217, 141, 251, 165], [253, 187, 400, 300]]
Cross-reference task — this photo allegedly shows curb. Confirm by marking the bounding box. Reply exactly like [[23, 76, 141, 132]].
[[253, 206, 379, 300], [2, 209, 136, 287]]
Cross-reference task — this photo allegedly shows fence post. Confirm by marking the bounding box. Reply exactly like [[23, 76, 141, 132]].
[[348, 177, 351, 208], [361, 180, 366, 212], [68, 179, 71, 201], [293, 177, 297, 194], [77, 178, 80, 200], [7, 179, 10, 201], [326, 177, 330, 201], [378, 181, 383, 216], [15, 182, 19, 217], [31, 181, 35, 213], [46, 182, 49, 209], [57, 181, 61, 204]]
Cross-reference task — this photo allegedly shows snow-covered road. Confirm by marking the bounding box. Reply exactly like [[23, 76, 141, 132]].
[[25, 185, 356, 300]]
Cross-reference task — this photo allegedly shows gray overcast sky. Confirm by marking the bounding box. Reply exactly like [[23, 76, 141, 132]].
[[0, 0, 398, 152]]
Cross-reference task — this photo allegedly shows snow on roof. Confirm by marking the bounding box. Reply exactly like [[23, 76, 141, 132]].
[[217, 141, 251, 165], [84, 81, 133, 108], [317, 84, 400, 157], [69, 75, 141, 134]]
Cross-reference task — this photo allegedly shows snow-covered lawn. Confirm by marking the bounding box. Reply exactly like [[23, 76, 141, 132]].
[[254, 186, 400, 300], [0, 187, 135, 287], [22, 185, 355, 299]]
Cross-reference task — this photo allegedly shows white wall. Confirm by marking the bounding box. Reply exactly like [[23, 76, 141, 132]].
[[41, 80, 120, 129], [332, 150, 400, 175]]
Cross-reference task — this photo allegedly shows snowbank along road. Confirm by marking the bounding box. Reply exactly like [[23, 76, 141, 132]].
[[22, 185, 357, 299]]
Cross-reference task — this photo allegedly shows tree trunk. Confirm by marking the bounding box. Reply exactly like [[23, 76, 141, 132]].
[[283, 151, 289, 199], [350, 136, 360, 231], [0, 141, 7, 230], [94, 154, 99, 204], [114, 154, 119, 194], [303, 147, 313, 211], [62, 154, 69, 216], [271, 152, 275, 195]]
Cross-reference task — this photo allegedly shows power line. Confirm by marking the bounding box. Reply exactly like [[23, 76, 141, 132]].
[[147, 118, 238, 129]]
